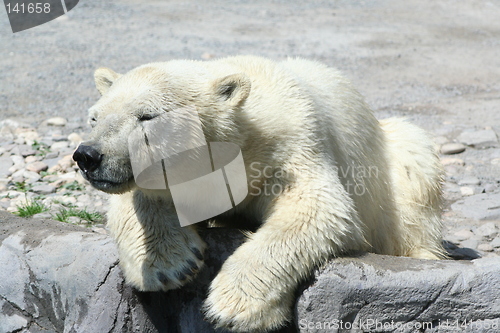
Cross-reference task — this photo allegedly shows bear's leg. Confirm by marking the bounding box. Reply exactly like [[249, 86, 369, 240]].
[[107, 190, 206, 291], [380, 118, 445, 260], [204, 174, 366, 332]]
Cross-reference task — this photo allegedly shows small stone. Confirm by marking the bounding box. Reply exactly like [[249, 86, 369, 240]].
[[23, 171, 41, 183], [458, 129, 498, 148], [0, 178, 8, 192], [58, 155, 75, 171], [25, 155, 39, 163], [26, 161, 49, 173], [453, 228, 474, 241], [31, 184, 56, 194], [11, 155, 25, 166], [18, 130, 40, 145], [452, 193, 500, 220], [32, 212, 53, 219], [484, 183, 497, 193], [20, 148, 37, 157], [440, 143, 466, 155], [477, 243, 494, 252], [68, 133, 82, 146], [45, 151, 59, 159], [51, 141, 70, 150], [461, 239, 479, 249], [201, 52, 215, 60], [475, 222, 498, 238], [444, 165, 459, 176], [490, 237, 500, 248], [460, 186, 475, 196], [11, 169, 25, 179], [92, 227, 108, 234], [46, 117, 68, 126], [0, 157, 14, 177], [441, 157, 465, 166], [67, 216, 81, 224], [51, 134, 67, 142], [458, 176, 481, 186], [433, 136, 449, 145]]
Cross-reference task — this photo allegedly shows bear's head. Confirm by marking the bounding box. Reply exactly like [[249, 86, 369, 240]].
[[73, 62, 251, 194]]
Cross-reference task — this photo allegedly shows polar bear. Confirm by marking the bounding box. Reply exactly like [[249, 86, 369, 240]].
[[73, 56, 445, 332]]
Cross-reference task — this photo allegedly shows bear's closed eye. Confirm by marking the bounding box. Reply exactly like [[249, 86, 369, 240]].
[[138, 113, 158, 121]]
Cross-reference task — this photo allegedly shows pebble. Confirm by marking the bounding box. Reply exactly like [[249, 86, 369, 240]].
[[46, 117, 68, 126], [67, 216, 81, 224], [460, 187, 475, 196], [477, 243, 494, 252], [25, 156, 39, 163], [453, 228, 474, 241], [484, 183, 498, 193], [451, 193, 500, 220], [441, 157, 465, 166], [32, 212, 53, 219], [441, 142, 466, 155], [51, 141, 70, 150], [457, 129, 498, 148], [26, 161, 49, 173], [475, 222, 498, 238], [0, 157, 13, 177], [490, 237, 500, 248], [461, 239, 479, 250], [201, 52, 216, 60], [458, 176, 481, 186], [31, 184, 56, 194], [68, 133, 83, 146]]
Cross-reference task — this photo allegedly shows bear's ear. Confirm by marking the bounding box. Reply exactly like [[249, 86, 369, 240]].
[[211, 73, 251, 107], [94, 67, 122, 95]]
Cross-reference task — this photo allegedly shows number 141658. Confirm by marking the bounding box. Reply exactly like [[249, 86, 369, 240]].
[[6, 2, 51, 14]]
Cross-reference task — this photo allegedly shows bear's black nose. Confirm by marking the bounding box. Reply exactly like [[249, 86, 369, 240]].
[[73, 145, 103, 173]]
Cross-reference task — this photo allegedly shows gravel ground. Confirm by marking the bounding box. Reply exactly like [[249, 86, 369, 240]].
[[1, 0, 500, 257]]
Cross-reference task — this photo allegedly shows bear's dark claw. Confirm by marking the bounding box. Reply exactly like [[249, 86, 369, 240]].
[[191, 247, 204, 261], [157, 272, 169, 285]]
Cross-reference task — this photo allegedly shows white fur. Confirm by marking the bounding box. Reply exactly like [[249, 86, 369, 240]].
[[86, 56, 445, 332]]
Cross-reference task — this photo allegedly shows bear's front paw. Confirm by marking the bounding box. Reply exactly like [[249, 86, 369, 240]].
[[119, 229, 206, 292], [203, 262, 292, 332], [150, 244, 206, 291]]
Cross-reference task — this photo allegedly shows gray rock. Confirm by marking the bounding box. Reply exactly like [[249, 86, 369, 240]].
[[484, 183, 497, 193], [458, 129, 498, 148], [296, 253, 500, 333], [44, 151, 59, 159], [458, 176, 481, 186], [0, 211, 248, 333], [50, 141, 70, 151], [477, 243, 494, 252], [460, 186, 475, 196], [32, 212, 53, 219], [490, 237, 500, 248], [46, 117, 68, 127], [23, 171, 41, 184], [461, 238, 479, 250], [31, 184, 56, 194], [453, 228, 474, 241], [440, 142, 466, 155], [10, 145, 28, 157], [26, 161, 49, 173], [0, 157, 14, 178], [474, 222, 498, 238], [451, 193, 500, 220]]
